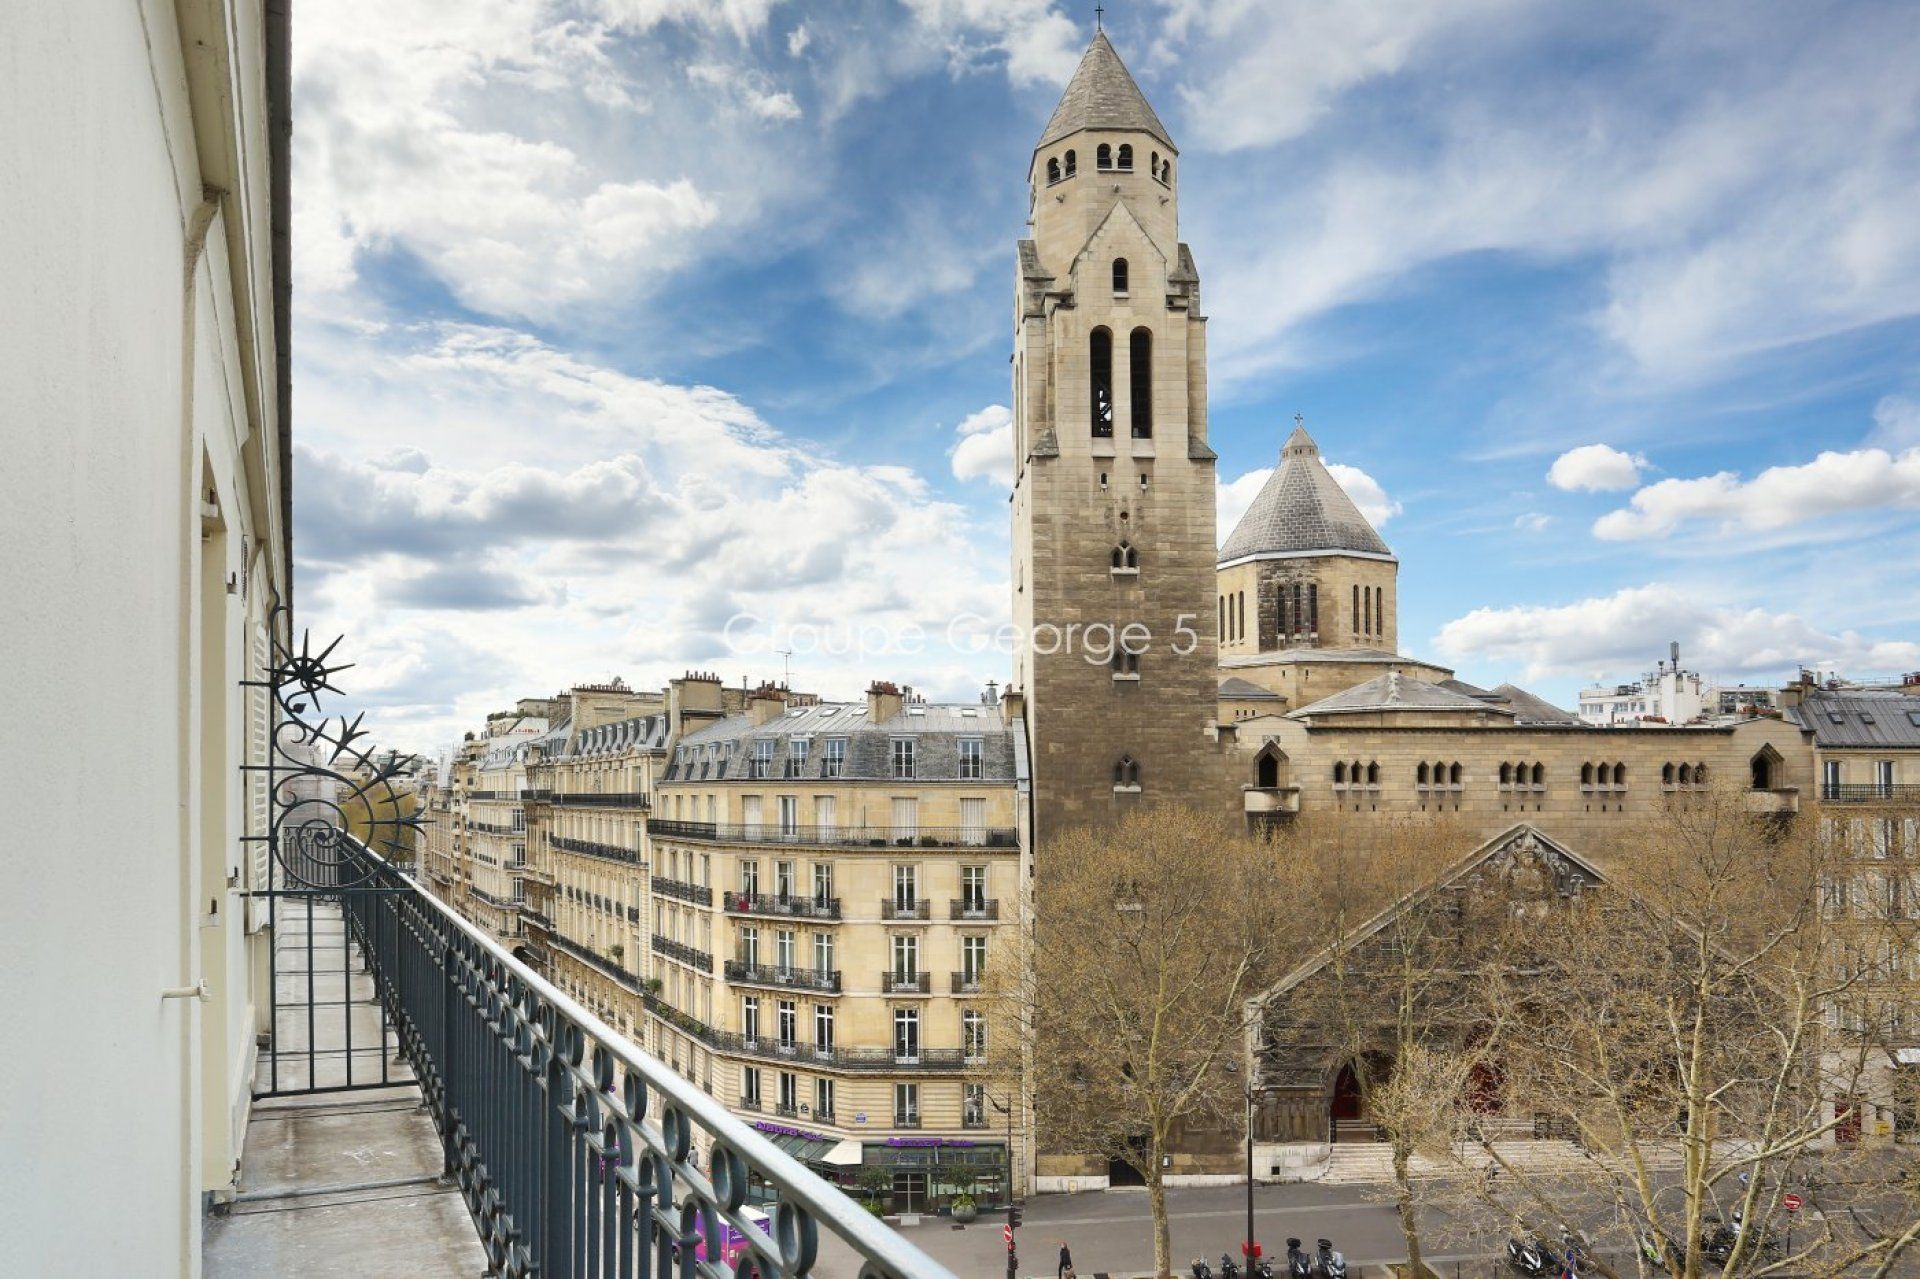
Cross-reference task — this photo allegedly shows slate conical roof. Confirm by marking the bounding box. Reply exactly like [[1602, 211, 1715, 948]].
[[1220, 425, 1394, 563], [1037, 32, 1175, 152]]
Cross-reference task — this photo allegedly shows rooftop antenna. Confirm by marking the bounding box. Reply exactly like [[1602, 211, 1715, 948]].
[[777, 647, 793, 689]]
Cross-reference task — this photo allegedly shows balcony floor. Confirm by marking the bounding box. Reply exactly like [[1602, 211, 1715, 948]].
[[206, 898, 488, 1277]]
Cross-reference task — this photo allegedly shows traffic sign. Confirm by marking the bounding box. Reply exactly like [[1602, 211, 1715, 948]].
[[1784, 1192, 1803, 1213], [1003, 1224, 1014, 1244]]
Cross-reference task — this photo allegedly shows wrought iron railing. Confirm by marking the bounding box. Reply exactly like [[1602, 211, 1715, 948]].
[[949, 898, 998, 921], [648, 819, 1016, 849], [553, 792, 652, 809], [881, 970, 930, 995], [880, 899, 930, 922], [652, 933, 714, 972], [650, 875, 713, 906], [710, 1032, 966, 1073], [724, 960, 843, 994], [334, 841, 953, 1278], [551, 834, 641, 866], [723, 891, 842, 921], [1823, 783, 1920, 803]]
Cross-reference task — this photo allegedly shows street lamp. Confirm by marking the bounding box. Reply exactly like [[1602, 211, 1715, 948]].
[[989, 1088, 1019, 1279], [1224, 1059, 1257, 1267]]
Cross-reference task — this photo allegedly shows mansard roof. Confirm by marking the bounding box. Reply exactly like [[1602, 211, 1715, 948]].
[[1219, 425, 1394, 565], [1291, 671, 1517, 720], [1037, 31, 1175, 153]]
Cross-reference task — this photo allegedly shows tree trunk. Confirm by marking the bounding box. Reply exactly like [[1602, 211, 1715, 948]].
[[1148, 1156, 1173, 1278], [1391, 1136, 1424, 1276]]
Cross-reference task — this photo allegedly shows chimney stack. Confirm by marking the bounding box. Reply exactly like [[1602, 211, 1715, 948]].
[[748, 681, 788, 726], [866, 680, 904, 723]]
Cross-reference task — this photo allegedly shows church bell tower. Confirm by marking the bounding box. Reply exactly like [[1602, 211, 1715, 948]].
[[1011, 32, 1221, 843]]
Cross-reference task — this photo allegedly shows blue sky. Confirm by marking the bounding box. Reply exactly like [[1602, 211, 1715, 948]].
[[291, 0, 1920, 753]]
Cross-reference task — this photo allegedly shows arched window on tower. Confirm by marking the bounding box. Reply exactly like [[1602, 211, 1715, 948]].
[[1064, 149, 1076, 176], [1116, 143, 1133, 171], [1129, 327, 1153, 438], [1089, 327, 1113, 437], [1449, 762, 1463, 786], [1417, 762, 1431, 787], [1499, 762, 1513, 785], [1113, 756, 1140, 789], [1112, 258, 1128, 293], [1161, 158, 1172, 184], [1046, 157, 1061, 184], [1111, 542, 1137, 572], [1531, 762, 1545, 787], [1150, 151, 1160, 179], [1096, 143, 1112, 170]]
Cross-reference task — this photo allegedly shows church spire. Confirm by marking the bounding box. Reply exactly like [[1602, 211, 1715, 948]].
[[1036, 30, 1175, 153]]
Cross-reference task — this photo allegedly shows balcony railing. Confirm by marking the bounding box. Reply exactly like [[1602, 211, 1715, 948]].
[[648, 819, 1017, 850], [331, 840, 952, 1278], [881, 970, 930, 995], [552, 791, 652, 809], [1823, 783, 1920, 803], [949, 897, 998, 921], [893, 1113, 922, 1129], [712, 1032, 965, 1072], [650, 874, 713, 906], [652, 933, 714, 973], [724, 891, 842, 921], [950, 971, 986, 996], [724, 960, 843, 994], [548, 931, 640, 992], [880, 899, 930, 922], [551, 834, 640, 866]]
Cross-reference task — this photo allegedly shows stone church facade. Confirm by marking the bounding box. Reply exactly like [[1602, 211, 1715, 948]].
[[1009, 32, 1918, 1188]]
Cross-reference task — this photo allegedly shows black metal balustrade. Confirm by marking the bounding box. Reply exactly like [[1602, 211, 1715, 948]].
[[650, 875, 713, 907], [711, 1032, 965, 1072], [949, 971, 985, 996], [333, 842, 950, 1278], [723, 891, 842, 921], [549, 931, 641, 993], [880, 899, 930, 922], [648, 819, 1016, 849], [553, 792, 652, 809], [1823, 783, 1920, 803], [651, 933, 714, 973], [880, 970, 930, 995], [948, 898, 998, 921], [551, 834, 641, 866], [724, 960, 843, 994]]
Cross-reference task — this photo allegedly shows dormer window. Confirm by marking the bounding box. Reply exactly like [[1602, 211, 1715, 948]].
[[1112, 258, 1128, 293], [1116, 144, 1133, 171], [1096, 143, 1112, 170]]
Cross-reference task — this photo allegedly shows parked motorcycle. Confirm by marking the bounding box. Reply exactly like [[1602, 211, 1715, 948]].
[[1221, 1254, 1242, 1279], [1316, 1238, 1348, 1279], [1254, 1258, 1277, 1279], [1506, 1234, 1561, 1278], [1701, 1212, 1782, 1266], [1286, 1237, 1313, 1279], [1192, 1259, 1215, 1279]]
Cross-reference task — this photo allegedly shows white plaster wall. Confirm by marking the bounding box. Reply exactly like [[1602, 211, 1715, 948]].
[[0, 1, 283, 1271]]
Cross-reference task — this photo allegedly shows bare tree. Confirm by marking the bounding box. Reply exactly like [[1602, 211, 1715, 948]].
[[1431, 786, 1920, 1279], [1018, 805, 1289, 1278]]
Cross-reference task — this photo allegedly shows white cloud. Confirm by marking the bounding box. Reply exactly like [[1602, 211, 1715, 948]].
[[900, 0, 1083, 88], [1435, 583, 1920, 683], [686, 63, 803, 120], [950, 405, 1015, 486], [1870, 395, 1920, 451], [1514, 512, 1551, 532], [1592, 446, 1920, 541], [1216, 460, 1399, 542], [787, 23, 811, 56], [1547, 444, 1648, 492]]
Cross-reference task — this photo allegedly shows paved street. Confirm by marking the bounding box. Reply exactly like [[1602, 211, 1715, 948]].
[[814, 1181, 1515, 1279]]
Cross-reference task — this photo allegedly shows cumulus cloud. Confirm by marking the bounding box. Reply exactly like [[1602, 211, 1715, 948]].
[[1216, 461, 1399, 542], [1434, 583, 1920, 682], [1547, 444, 1648, 492], [900, 0, 1083, 88], [950, 405, 1014, 486], [1592, 446, 1920, 540]]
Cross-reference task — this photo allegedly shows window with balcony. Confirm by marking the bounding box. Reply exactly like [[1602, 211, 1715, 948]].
[[777, 798, 798, 838], [778, 1071, 798, 1113], [777, 999, 797, 1049], [893, 1010, 920, 1063], [892, 932, 919, 981], [816, 1077, 835, 1120], [774, 859, 795, 898], [812, 861, 834, 904], [742, 996, 760, 1044], [813, 931, 835, 974], [891, 737, 917, 779], [962, 934, 987, 982], [961, 865, 987, 912], [775, 928, 796, 969], [740, 926, 760, 968], [958, 737, 984, 779], [822, 738, 847, 778], [741, 1067, 760, 1107], [963, 1010, 986, 1061], [893, 863, 919, 910], [814, 1003, 835, 1053]]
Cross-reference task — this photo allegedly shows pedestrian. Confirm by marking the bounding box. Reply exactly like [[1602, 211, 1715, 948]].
[[1059, 1240, 1075, 1279]]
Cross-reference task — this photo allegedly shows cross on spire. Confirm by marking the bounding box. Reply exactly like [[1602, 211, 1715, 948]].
[[1094, 5, 1104, 31], [1294, 411, 1305, 429]]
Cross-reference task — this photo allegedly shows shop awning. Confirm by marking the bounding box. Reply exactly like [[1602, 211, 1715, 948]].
[[766, 1133, 837, 1164], [821, 1139, 863, 1166]]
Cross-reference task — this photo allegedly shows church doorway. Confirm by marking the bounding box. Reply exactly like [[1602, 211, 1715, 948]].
[[1330, 1063, 1368, 1142]]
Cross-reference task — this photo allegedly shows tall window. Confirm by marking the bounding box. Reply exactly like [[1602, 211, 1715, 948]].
[[1112, 258, 1128, 293], [1046, 156, 1060, 183], [742, 1066, 760, 1105], [774, 859, 795, 898], [1096, 142, 1112, 169], [894, 1081, 919, 1124], [775, 928, 795, 970], [1063, 149, 1076, 176], [891, 932, 919, 978], [814, 1003, 835, 1052], [891, 737, 916, 779], [787, 737, 810, 774], [776, 798, 798, 839], [960, 797, 986, 846], [958, 738, 984, 779], [894, 1010, 920, 1063], [811, 860, 834, 903], [778, 1071, 797, 1112], [1116, 143, 1133, 170], [742, 996, 760, 1042], [777, 999, 797, 1047], [740, 925, 759, 967], [751, 739, 773, 779], [963, 933, 987, 980], [963, 1010, 987, 1061], [822, 738, 846, 778], [1090, 328, 1114, 437], [816, 1077, 835, 1119], [962, 867, 988, 911], [813, 931, 835, 974], [964, 1084, 986, 1127], [739, 860, 760, 897], [1129, 327, 1152, 438]]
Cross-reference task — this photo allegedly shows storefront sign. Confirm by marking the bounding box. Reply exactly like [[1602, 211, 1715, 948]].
[[752, 1120, 832, 1143]]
